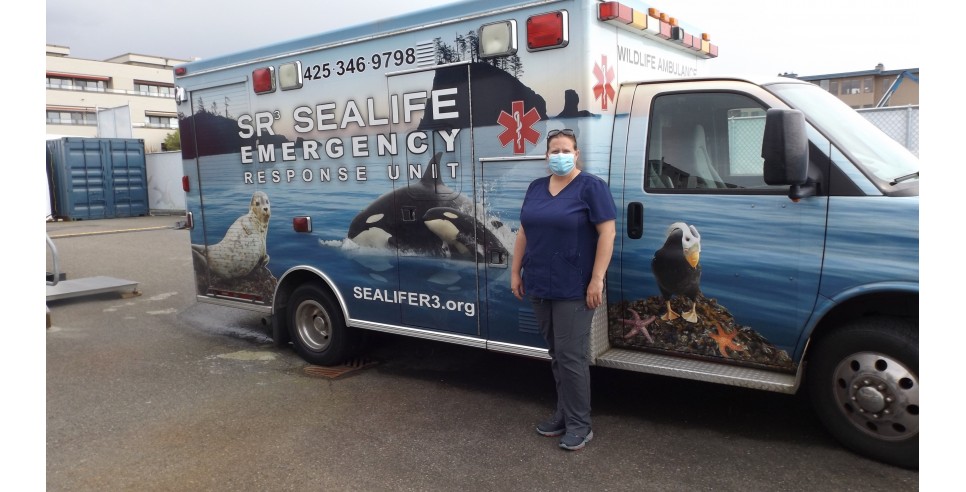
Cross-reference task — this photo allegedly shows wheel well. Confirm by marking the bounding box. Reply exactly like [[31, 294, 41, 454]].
[[272, 270, 338, 342], [806, 290, 918, 355]]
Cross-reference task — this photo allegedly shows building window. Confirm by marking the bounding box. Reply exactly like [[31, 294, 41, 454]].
[[46, 76, 107, 92], [841, 79, 862, 95], [136, 82, 175, 97], [863, 77, 873, 93], [145, 114, 178, 128], [829, 80, 839, 95], [46, 110, 97, 126]]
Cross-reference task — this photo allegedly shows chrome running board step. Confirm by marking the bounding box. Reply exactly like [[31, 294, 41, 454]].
[[595, 348, 800, 394]]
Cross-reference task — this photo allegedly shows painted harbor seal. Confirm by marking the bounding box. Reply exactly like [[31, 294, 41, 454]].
[[192, 191, 271, 279]]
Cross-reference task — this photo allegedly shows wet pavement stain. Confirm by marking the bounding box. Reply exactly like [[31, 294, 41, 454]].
[[215, 350, 278, 361]]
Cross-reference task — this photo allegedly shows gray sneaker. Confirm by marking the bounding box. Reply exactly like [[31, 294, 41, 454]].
[[535, 417, 565, 437], [558, 430, 593, 450]]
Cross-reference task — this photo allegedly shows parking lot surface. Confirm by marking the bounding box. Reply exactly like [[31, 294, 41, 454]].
[[45, 216, 919, 491]]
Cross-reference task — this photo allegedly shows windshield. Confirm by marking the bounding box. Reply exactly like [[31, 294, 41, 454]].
[[767, 82, 919, 185]]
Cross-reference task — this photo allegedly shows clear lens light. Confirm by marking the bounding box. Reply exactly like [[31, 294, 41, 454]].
[[480, 21, 516, 58], [279, 62, 303, 90]]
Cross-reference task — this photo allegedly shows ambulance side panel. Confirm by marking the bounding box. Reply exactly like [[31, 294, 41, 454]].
[[177, 0, 714, 353]]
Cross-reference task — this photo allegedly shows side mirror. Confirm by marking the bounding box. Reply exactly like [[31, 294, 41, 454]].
[[762, 109, 808, 185]]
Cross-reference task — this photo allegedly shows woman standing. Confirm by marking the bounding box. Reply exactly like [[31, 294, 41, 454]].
[[510, 128, 617, 451]]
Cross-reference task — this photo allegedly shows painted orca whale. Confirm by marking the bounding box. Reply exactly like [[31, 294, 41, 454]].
[[347, 152, 472, 256], [422, 207, 514, 262], [346, 152, 516, 262]]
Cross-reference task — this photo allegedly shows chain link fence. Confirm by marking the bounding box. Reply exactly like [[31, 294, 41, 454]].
[[857, 105, 919, 157], [728, 116, 765, 175]]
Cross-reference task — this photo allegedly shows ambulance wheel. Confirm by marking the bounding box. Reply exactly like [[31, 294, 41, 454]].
[[287, 284, 355, 366], [806, 317, 918, 469]]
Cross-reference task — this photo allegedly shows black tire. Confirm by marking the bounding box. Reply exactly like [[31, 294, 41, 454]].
[[806, 317, 918, 469], [287, 284, 356, 366]]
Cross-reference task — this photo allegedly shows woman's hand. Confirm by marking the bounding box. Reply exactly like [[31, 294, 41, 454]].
[[587, 219, 616, 309], [511, 273, 525, 300], [586, 277, 604, 309]]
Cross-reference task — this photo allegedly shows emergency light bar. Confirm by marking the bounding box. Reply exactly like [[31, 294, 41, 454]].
[[598, 1, 717, 58]]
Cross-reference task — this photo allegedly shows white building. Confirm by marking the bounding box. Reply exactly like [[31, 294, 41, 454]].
[[46, 44, 190, 153]]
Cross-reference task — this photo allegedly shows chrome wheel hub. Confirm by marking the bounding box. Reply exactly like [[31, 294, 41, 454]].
[[296, 300, 331, 351], [831, 351, 918, 441]]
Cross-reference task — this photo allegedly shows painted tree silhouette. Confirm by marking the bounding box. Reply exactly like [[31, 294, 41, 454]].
[[433, 30, 523, 75]]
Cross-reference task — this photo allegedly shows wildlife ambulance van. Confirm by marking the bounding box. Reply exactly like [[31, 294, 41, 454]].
[[175, 0, 919, 468]]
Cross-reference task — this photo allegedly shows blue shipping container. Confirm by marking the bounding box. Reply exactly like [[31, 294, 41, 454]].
[[46, 138, 149, 220]]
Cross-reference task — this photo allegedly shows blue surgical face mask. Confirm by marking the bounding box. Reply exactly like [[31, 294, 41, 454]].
[[548, 153, 575, 176]]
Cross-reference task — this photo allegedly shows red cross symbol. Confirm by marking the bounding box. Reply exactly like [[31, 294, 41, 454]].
[[497, 100, 540, 154], [593, 55, 616, 111]]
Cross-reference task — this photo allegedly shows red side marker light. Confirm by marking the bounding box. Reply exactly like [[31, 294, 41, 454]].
[[293, 216, 312, 233], [182, 176, 190, 192]]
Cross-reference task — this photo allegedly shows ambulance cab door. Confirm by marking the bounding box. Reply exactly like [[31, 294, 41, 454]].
[[611, 81, 826, 371], [386, 66, 480, 335]]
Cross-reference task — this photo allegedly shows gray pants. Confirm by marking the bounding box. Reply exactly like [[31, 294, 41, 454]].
[[531, 297, 594, 436]]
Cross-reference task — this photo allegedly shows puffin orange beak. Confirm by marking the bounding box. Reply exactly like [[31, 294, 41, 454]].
[[685, 245, 700, 269]]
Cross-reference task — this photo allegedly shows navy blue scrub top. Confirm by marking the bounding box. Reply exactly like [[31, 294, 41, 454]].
[[519, 172, 616, 300]]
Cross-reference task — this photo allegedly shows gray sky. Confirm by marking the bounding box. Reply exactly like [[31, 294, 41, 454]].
[[45, 0, 922, 77]]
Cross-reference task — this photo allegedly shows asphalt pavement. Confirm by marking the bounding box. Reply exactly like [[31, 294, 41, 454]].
[[43, 215, 920, 491]]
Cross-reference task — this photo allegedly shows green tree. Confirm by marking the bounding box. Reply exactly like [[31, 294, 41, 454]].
[[163, 129, 181, 152]]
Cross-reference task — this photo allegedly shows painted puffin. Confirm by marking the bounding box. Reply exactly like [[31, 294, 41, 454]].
[[651, 222, 702, 323]]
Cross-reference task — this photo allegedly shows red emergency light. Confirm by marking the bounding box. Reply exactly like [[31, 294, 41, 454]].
[[527, 11, 568, 51], [174, 66, 187, 76], [658, 13, 672, 39], [252, 67, 276, 94], [598, 2, 632, 24]]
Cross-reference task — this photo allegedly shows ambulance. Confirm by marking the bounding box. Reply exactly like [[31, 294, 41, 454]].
[[174, 0, 919, 468]]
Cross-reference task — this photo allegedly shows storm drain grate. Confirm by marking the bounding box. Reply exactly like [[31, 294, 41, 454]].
[[303, 357, 379, 379]]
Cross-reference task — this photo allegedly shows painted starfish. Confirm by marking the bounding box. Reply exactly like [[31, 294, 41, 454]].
[[621, 310, 656, 343], [708, 322, 746, 358]]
